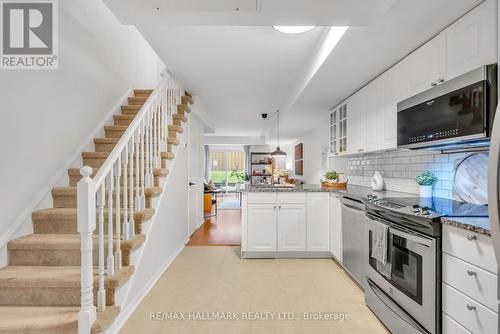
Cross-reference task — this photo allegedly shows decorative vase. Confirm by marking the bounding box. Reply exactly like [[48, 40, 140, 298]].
[[419, 185, 433, 198]]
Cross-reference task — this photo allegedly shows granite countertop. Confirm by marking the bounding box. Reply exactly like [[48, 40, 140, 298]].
[[244, 183, 493, 236], [440, 217, 491, 236], [243, 184, 415, 201]]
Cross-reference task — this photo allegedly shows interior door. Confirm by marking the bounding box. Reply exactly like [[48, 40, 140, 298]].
[[187, 118, 203, 236], [278, 204, 307, 251]]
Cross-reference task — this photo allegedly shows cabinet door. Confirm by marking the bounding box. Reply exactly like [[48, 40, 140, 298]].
[[381, 62, 407, 150], [363, 78, 384, 153], [440, 1, 497, 81], [347, 91, 364, 154], [277, 204, 307, 251], [330, 194, 342, 261], [306, 193, 330, 251], [405, 35, 442, 97], [247, 204, 277, 252]]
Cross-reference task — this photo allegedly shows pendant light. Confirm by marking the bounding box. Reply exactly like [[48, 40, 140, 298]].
[[270, 110, 287, 158]]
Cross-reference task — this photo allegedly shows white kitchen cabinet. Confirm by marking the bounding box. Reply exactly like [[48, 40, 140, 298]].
[[381, 61, 407, 150], [363, 77, 384, 153], [330, 193, 342, 262], [278, 204, 307, 251], [330, 102, 348, 155], [347, 91, 364, 154], [306, 193, 330, 251], [247, 204, 277, 252], [440, 0, 497, 82], [404, 35, 443, 98]]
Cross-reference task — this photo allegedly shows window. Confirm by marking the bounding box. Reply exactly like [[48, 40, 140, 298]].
[[208, 150, 245, 187]]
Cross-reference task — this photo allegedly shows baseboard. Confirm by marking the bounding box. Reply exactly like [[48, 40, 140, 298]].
[[105, 238, 189, 334], [0, 89, 133, 250]]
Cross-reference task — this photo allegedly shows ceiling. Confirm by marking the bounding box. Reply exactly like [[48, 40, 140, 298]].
[[105, 0, 483, 143], [105, 0, 398, 26]]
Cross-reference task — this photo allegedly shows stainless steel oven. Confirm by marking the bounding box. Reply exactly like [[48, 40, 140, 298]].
[[365, 213, 438, 334]]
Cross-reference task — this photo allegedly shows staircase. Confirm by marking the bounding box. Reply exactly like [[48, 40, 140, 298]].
[[0, 75, 193, 333]]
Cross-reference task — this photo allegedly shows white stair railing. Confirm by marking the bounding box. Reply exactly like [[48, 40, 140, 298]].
[[76, 71, 184, 334]]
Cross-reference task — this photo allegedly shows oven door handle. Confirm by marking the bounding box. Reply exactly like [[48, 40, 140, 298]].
[[367, 216, 434, 248]]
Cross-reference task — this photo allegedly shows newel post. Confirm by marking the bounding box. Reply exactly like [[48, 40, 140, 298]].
[[77, 166, 97, 334]]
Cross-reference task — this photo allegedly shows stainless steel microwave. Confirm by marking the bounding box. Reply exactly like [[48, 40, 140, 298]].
[[397, 64, 497, 151]]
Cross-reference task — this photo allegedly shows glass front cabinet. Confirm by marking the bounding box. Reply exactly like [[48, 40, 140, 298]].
[[330, 103, 347, 155]]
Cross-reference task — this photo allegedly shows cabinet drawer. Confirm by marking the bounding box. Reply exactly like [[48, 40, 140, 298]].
[[247, 193, 278, 204], [442, 224, 497, 274], [442, 283, 498, 334], [442, 313, 471, 334], [277, 193, 307, 204], [443, 253, 498, 311]]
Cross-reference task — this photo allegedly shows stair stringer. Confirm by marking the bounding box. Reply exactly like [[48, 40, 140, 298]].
[[102, 113, 191, 334]]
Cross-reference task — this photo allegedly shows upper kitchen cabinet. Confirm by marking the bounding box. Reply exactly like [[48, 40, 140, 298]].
[[381, 61, 407, 150], [363, 77, 384, 153], [347, 91, 365, 154], [330, 101, 348, 155], [404, 35, 443, 98], [440, 0, 497, 82]]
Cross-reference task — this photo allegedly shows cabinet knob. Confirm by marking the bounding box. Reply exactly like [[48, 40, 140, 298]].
[[466, 304, 476, 311], [467, 270, 477, 276], [438, 78, 445, 83], [431, 82, 438, 87], [358, 149, 364, 152], [466, 235, 477, 241]]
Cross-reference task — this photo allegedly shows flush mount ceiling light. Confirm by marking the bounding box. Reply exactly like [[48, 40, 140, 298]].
[[272, 26, 317, 34]]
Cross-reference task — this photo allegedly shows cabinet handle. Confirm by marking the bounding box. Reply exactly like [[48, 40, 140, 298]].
[[431, 82, 438, 87], [466, 235, 477, 241], [273, 206, 277, 211], [278, 206, 281, 210], [466, 304, 476, 311], [467, 270, 477, 276], [358, 149, 364, 152], [438, 78, 445, 83]]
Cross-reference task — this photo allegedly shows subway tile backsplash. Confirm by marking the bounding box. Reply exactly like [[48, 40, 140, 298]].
[[346, 149, 470, 199]]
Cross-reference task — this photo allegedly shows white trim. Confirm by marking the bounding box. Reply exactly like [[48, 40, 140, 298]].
[[103, 238, 188, 334], [0, 89, 133, 250]]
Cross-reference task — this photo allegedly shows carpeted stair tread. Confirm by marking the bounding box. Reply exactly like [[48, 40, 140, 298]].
[[0, 305, 79, 334], [32, 207, 155, 224], [0, 265, 134, 288], [52, 186, 162, 197], [161, 152, 175, 160], [8, 234, 146, 251], [92, 306, 121, 334]]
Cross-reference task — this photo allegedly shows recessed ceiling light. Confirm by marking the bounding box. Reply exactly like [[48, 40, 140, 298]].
[[273, 26, 317, 34]]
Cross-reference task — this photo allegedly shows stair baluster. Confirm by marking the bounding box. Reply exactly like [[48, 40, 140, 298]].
[[140, 121, 146, 210], [96, 185, 106, 312], [134, 130, 141, 210], [128, 138, 136, 239], [114, 159, 122, 270], [122, 147, 130, 240], [106, 170, 115, 276]]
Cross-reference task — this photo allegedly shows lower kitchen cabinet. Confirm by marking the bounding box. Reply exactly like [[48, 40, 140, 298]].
[[441, 225, 498, 334], [330, 193, 342, 262], [306, 193, 330, 251], [278, 204, 307, 251], [247, 204, 277, 252]]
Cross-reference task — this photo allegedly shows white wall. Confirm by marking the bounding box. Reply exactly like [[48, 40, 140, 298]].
[[294, 125, 333, 184], [0, 0, 163, 247]]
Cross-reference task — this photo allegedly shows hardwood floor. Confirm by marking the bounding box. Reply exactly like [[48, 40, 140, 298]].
[[187, 206, 241, 246]]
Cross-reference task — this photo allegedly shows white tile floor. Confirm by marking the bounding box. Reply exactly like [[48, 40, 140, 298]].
[[120, 246, 389, 334]]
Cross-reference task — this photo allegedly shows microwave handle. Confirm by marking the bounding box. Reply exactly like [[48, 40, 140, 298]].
[[367, 216, 433, 248]]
